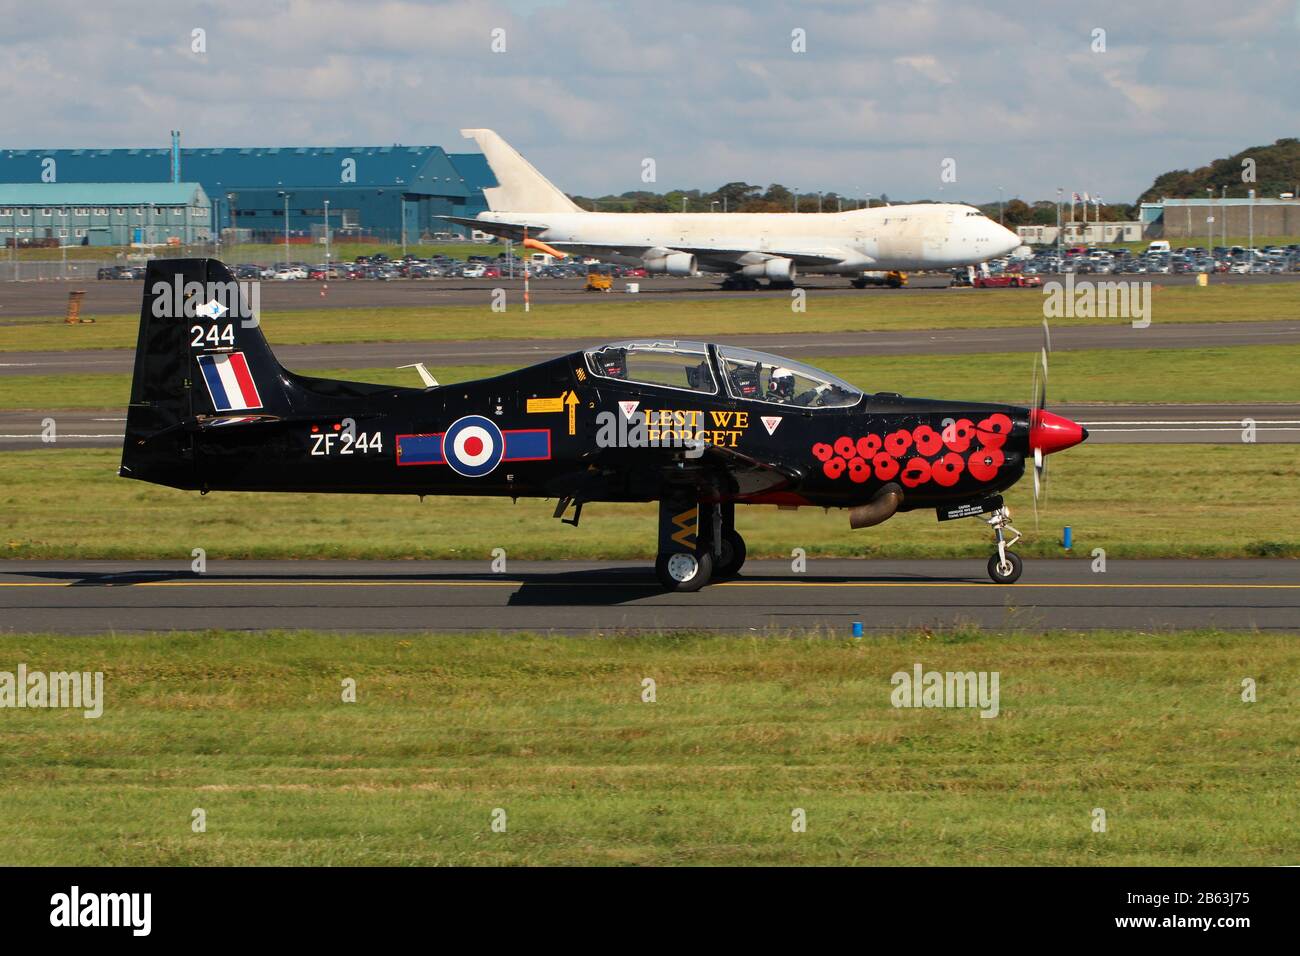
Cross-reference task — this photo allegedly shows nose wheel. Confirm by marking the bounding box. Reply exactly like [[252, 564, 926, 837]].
[[985, 505, 1023, 584]]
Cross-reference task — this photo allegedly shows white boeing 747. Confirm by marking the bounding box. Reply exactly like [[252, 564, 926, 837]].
[[446, 129, 1020, 289]]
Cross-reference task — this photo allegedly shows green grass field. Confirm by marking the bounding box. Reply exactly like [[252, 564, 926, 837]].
[[3, 444, 1296, 560], [3, 282, 1296, 352], [0, 629, 1294, 865], [2, 344, 1295, 411]]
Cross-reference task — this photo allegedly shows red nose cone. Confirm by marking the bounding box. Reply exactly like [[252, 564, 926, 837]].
[[1030, 410, 1088, 456]]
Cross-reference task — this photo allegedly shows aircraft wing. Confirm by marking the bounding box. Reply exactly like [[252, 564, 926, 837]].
[[438, 216, 858, 269], [439, 215, 541, 241], [543, 242, 856, 270]]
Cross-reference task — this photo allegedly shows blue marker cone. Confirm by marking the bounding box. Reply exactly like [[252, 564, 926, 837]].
[[851, 621, 864, 638], [1063, 526, 1073, 549]]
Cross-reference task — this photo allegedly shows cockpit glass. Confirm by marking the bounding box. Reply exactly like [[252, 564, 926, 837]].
[[715, 345, 862, 408], [585, 341, 716, 394]]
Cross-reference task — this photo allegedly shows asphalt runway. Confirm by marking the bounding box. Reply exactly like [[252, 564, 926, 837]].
[[1, 558, 1295, 633], [2, 272, 1298, 319], [3, 403, 1295, 451], [3, 319, 1298, 377]]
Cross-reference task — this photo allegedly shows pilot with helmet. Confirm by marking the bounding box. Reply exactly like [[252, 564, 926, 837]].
[[766, 366, 796, 402]]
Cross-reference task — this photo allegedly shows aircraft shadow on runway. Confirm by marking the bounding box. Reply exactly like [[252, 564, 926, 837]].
[[12, 566, 981, 606]]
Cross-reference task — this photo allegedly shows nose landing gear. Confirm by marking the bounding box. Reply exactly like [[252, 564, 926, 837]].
[[985, 505, 1023, 584]]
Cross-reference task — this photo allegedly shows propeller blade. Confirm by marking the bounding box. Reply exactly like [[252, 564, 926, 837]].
[[1032, 446, 1044, 529]]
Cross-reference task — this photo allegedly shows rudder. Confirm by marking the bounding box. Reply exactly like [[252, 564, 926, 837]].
[[121, 258, 288, 487]]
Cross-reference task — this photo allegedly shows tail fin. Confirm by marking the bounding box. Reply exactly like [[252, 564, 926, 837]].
[[460, 128, 583, 214], [121, 258, 288, 487]]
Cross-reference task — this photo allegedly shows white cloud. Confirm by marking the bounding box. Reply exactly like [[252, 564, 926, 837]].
[[0, 0, 1294, 203]]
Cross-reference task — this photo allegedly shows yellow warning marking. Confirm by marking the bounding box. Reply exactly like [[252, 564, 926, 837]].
[[564, 389, 579, 435], [526, 392, 567, 414], [669, 507, 698, 548]]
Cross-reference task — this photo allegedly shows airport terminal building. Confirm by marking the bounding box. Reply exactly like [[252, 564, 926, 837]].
[[1140, 197, 1300, 239], [0, 144, 495, 245], [0, 182, 212, 247]]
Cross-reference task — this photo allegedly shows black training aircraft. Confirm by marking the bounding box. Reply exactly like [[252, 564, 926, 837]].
[[122, 259, 1087, 591]]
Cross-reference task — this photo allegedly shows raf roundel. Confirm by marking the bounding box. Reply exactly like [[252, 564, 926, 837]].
[[443, 415, 505, 477]]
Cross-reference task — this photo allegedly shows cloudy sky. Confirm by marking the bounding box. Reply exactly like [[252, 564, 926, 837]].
[[1, 0, 1296, 204]]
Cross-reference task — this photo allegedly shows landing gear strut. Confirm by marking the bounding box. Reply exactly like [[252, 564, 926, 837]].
[[654, 495, 745, 590], [985, 505, 1023, 584], [654, 491, 718, 592]]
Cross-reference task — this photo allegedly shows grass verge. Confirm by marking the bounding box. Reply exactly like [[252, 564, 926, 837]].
[[0, 629, 1294, 865], [4, 344, 1298, 410], [3, 283, 1297, 352], [2, 445, 1296, 559]]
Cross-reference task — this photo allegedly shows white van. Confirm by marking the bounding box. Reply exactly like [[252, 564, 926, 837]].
[[1145, 240, 1171, 254]]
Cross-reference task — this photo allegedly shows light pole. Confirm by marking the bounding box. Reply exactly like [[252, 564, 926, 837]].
[[998, 186, 1005, 225], [1055, 188, 1063, 266], [324, 199, 330, 276], [817, 190, 823, 213], [793, 188, 799, 213], [278, 191, 291, 268], [1221, 185, 1227, 248], [865, 192, 872, 210], [1248, 188, 1255, 264]]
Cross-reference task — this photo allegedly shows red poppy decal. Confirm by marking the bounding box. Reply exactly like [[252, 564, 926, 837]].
[[872, 453, 899, 481], [975, 413, 1012, 450], [900, 456, 932, 488], [834, 435, 856, 459], [856, 434, 882, 459], [848, 456, 871, 483], [931, 451, 965, 487], [884, 429, 913, 457], [912, 424, 943, 457], [823, 457, 846, 479], [967, 446, 1005, 482], [942, 419, 974, 453], [812, 442, 833, 462]]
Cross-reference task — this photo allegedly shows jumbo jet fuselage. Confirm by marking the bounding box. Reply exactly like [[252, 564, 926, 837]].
[[451, 129, 1022, 285], [474, 204, 1019, 275]]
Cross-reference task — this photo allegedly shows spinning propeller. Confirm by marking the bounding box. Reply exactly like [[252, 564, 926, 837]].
[[1028, 317, 1086, 528]]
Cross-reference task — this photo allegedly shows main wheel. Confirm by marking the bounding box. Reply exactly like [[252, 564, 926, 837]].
[[714, 529, 747, 578], [656, 550, 714, 592], [987, 551, 1023, 584]]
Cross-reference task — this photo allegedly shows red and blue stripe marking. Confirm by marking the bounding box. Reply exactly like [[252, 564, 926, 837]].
[[197, 352, 263, 412]]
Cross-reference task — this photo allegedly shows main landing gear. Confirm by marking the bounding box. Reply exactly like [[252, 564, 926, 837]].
[[985, 505, 1023, 584], [654, 495, 746, 592]]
